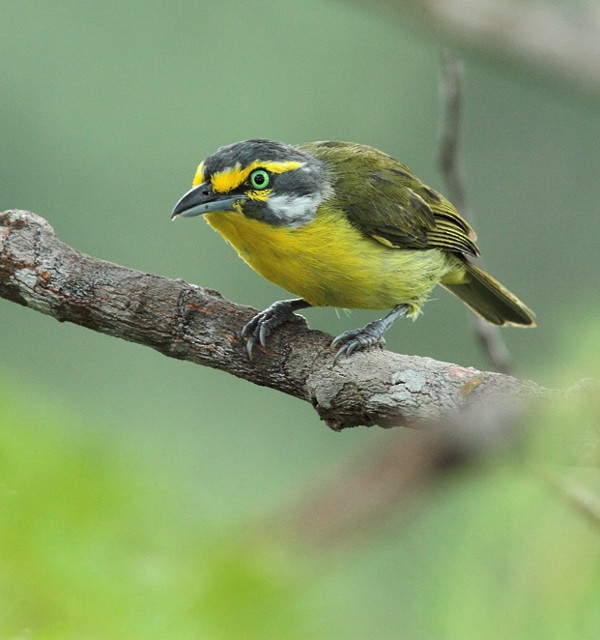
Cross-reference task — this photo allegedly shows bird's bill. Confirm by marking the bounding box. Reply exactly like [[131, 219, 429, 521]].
[[171, 182, 246, 219]]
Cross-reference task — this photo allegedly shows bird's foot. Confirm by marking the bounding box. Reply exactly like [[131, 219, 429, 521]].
[[331, 323, 387, 363], [242, 298, 309, 358], [330, 304, 409, 363]]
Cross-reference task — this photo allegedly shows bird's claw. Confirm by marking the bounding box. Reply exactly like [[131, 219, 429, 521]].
[[241, 300, 303, 358], [330, 304, 407, 363], [242, 311, 273, 358], [331, 327, 386, 364], [244, 334, 257, 359]]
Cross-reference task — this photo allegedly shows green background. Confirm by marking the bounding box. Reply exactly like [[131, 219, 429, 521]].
[[2, 1, 599, 638]]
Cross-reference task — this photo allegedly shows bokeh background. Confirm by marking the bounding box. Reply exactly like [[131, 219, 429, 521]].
[[2, 1, 599, 638]]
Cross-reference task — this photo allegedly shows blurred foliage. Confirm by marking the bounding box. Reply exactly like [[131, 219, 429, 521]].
[[1, 321, 599, 639], [1, 0, 600, 638], [0, 383, 317, 639]]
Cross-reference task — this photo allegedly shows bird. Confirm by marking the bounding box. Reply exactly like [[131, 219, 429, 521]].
[[171, 139, 535, 361]]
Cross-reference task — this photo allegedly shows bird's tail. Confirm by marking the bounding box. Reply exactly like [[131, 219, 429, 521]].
[[442, 260, 536, 327]]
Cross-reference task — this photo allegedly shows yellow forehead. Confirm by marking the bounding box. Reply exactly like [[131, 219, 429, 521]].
[[192, 159, 304, 193]]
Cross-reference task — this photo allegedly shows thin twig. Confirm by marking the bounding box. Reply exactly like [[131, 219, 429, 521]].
[[438, 52, 467, 212], [438, 51, 513, 375], [545, 471, 600, 529]]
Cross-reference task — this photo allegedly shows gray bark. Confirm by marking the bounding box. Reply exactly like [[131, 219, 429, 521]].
[[1, 209, 547, 430]]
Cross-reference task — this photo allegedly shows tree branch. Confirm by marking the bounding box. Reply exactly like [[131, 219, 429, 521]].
[[1, 209, 546, 430], [368, 0, 600, 95]]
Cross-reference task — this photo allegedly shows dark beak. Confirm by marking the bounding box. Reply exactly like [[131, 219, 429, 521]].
[[171, 181, 246, 220]]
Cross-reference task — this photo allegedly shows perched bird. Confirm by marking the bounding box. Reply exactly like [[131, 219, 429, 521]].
[[171, 139, 535, 360]]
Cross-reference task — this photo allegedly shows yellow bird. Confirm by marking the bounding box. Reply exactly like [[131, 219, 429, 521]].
[[171, 139, 535, 360]]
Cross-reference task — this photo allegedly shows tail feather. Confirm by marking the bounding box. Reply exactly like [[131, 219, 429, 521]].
[[442, 260, 536, 327]]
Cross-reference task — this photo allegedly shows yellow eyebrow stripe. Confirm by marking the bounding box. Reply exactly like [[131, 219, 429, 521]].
[[210, 160, 304, 193], [192, 161, 205, 187]]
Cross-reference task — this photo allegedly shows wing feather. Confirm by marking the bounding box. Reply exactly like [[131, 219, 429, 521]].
[[301, 141, 480, 258]]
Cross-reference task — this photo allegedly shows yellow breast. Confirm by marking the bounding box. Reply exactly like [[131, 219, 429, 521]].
[[205, 207, 454, 311]]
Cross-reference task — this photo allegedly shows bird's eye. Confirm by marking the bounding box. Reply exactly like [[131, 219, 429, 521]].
[[249, 169, 270, 190]]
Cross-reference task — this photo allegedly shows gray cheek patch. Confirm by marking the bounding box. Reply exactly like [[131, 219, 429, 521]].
[[265, 169, 334, 227], [266, 192, 324, 226]]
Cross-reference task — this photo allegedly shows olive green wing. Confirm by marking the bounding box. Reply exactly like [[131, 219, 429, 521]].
[[302, 141, 479, 257]]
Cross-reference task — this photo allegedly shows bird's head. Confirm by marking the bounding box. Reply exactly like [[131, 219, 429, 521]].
[[171, 139, 332, 227]]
